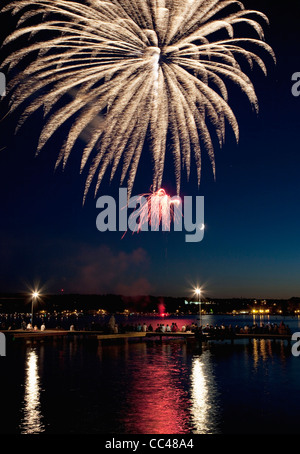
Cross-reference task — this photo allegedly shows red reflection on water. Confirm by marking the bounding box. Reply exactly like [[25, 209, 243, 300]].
[[124, 344, 191, 434]]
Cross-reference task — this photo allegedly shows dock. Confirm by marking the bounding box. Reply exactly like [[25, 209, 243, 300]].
[[0, 329, 147, 341], [0, 329, 295, 345], [146, 331, 294, 344]]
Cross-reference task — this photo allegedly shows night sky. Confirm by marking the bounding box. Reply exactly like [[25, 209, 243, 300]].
[[0, 0, 300, 300]]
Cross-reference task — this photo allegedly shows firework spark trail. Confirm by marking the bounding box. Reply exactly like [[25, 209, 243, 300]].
[[1, 0, 275, 201], [143, 188, 182, 232], [122, 188, 182, 237]]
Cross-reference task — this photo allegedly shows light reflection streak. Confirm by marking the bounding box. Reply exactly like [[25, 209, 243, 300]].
[[123, 344, 191, 434], [252, 338, 278, 370], [190, 352, 220, 434], [20, 348, 45, 434]]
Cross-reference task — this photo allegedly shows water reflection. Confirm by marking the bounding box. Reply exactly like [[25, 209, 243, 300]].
[[9, 331, 299, 434], [123, 343, 191, 433], [252, 339, 270, 368], [252, 338, 290, 371], [20, 347, 45, 434], [190, 351, 220, 434], [121, 343, 221, 434]]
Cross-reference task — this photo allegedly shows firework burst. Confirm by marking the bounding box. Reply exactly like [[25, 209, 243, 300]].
[[125, 187, 182, 235], [2, 0, 275, 201]]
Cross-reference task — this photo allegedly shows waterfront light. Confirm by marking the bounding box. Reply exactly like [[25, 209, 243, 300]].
[[31, 291, 40, 327], [195, 287, 202, 327]]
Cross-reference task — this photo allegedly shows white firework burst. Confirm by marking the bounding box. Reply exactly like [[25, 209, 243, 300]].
[[1, 0, 275, 201]]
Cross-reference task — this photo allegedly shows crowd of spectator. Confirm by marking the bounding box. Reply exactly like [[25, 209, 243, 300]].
[[0, 313, 292, 337], [103, 318, 292, 336], [200, 321, 291, 336]]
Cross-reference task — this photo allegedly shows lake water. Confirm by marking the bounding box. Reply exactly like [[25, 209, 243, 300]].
[[1, 314, 300, 434]]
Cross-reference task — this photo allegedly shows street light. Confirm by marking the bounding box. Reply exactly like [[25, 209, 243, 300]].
[[195, 288, 202, 327], [31, 291, 39, 327]]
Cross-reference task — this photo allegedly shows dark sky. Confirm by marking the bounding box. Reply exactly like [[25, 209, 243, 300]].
[[0, 0, 300, 300]]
